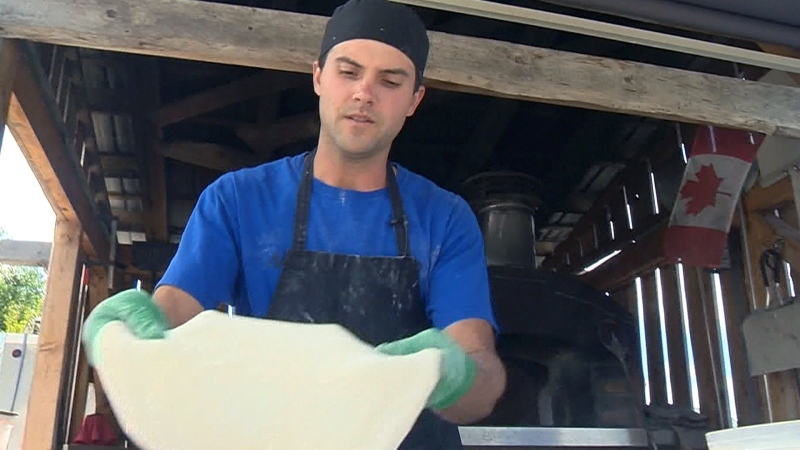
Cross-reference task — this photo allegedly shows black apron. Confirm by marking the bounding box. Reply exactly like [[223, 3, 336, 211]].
[[265, 150, 464, 449]]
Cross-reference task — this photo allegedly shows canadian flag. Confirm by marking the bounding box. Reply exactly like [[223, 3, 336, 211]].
[[664, 125, 764, 268]]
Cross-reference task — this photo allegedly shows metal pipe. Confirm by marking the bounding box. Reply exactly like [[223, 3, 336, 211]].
[[391, 0, 800, 74]]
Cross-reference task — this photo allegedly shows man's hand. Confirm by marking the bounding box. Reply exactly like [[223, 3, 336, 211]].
[[82, 289, 170, 366], [376, 328, 477, 411]]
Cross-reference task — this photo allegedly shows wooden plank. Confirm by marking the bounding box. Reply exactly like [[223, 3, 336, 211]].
[[235, 111, 319, 153], [69, 267, 112, 442], [134, 57, 168, 241], [544, 157, 654, 272], [580, 219, 667, 292], [742, 204, 785, 423], [149, 71, 305, 127], [682, 265, 724, 429], [717, 265, 765, 426], [3, 0, 800, 138], [658, 265, 691, 409], [758, 44, 800, 85], [744, 176, 794, 213], [161, 141, 260, 172], [23, 219, 83, 450], [641, 272, 667, 406], [743, 207, 800, 422], [0, 239, 52, 266], [7, 42, 110, 259]]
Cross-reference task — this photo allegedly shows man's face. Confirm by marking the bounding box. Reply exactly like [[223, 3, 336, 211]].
[[313, 39, 425, 161]]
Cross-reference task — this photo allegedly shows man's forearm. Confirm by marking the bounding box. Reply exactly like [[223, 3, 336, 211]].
[[435, 348, 506, 424], [153, 285, 205, 328]]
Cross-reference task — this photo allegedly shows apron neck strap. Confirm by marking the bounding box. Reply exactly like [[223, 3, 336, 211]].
[[291, 150, 410, 256]]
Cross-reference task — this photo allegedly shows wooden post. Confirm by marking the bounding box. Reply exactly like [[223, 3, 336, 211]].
[[68, 266, 115, 442], [742, 182, 800, 423], [0, 38, 20, 142], [23, 219, 84, 450]]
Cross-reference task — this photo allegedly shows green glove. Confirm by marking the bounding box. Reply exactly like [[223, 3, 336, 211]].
[[376, 328, 477, 411], [82, 288, 170, 366]]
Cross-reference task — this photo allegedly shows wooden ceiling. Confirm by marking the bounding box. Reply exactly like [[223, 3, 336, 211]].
[[15, 0, 779, 276]]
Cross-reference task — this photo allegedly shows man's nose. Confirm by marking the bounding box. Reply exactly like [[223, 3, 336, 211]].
[[353, 78, 376, 104]]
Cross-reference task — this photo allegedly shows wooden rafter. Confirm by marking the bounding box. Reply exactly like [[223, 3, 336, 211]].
[[161, 141, 260, 172], [149, 71, 306, 127], [3, 0, 800, 137], [135, 57, 169, 241], [235, 111, 319, 155], [7, 41, 110, 258]]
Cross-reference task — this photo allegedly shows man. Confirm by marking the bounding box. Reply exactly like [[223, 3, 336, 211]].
[[82, 0, 506, 447]]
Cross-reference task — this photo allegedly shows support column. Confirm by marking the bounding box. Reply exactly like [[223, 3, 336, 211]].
[[68, 266, 119, 443], [0, 38, 20, 145], [22, 219, 84, 450]]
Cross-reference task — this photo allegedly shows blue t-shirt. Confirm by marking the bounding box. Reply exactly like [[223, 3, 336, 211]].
[[157, 152, 498, 331]]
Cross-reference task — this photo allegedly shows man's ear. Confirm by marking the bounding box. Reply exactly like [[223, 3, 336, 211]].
[[312, 60, 323, 96], [407, 85, 426, 117]]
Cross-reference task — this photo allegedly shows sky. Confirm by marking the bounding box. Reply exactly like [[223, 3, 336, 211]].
[[0, 126, 56, 243]]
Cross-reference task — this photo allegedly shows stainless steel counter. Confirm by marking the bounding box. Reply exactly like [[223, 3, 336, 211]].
[[64, 427, 677, 449], [459, 426, 676, 448]]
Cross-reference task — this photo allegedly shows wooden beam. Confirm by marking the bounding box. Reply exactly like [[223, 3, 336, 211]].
[[149, 71, 306, 127], [758, 44, 800, 85], [235, 111, 319, 153], [580, 222, 667, 292], [68, 267, 116, 443], [742, 206, 800, 421], [744, 176, 795, 213], [393, 0, 800, 74], [3, 0, 800, 138], [23, 219, 83, 450], [7, 42, 110, 259], [0, 37, 20, 140], [99, 153, 139, 175], [161, 141, 260, 172], [0, 239, 52, 266], [135, 57, 169, 241]]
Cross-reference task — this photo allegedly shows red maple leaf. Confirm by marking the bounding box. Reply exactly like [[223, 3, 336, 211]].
[[679, 164, 730, 215]]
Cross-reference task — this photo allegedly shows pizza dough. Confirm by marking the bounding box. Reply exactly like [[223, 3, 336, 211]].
[[92, 310, 443, 450]]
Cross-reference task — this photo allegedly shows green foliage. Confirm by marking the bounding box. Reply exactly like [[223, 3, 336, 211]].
[[0, 264, 46, 333], [0, 228, 46, 333]]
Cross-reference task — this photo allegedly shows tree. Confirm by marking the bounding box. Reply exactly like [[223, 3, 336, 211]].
[[0, 229, 46, 333]]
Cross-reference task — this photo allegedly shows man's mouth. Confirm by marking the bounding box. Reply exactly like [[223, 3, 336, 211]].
[[345, 114, 374, 124]]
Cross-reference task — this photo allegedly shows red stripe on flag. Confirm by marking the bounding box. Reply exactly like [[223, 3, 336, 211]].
[[689, 126, 764, 162], [664, 225, 728, 268]]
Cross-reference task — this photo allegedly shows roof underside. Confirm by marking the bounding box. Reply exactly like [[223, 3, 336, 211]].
[[63, 0, 786, 265]]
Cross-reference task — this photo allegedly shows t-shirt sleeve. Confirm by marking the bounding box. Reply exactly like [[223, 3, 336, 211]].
[[156, 175, 241, 310], [427, 196, 499, 332]]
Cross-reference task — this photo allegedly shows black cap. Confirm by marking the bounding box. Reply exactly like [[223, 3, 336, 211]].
[[319, 0, 430, 84]]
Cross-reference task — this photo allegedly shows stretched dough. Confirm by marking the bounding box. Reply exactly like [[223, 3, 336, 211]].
[[92, 310, 442, 450]]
